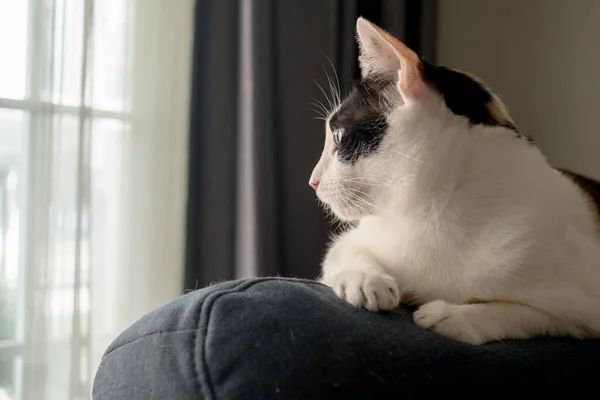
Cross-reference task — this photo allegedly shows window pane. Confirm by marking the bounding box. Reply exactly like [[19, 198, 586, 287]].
[[92, 0, 129, 111], [40, 117, 125, 397], [40, 0, 130, 110], [0, 357, 22, 400], [0, 0, 29, 99], [40, 115, 87, 400], [90, 117, 124, 360], [47, 115, 81, 339], [49, 0, 85, 107], [0, 110, 26, 343]]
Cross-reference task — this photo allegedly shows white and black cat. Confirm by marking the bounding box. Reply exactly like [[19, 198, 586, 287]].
[[310, 17, 600, 344]]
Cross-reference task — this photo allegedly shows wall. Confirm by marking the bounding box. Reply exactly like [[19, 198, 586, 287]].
[[437, 0, 600, 179]]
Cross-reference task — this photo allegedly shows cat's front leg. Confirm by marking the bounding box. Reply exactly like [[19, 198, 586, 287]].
[[414, 300, 585, 344], [319, 228, 401, 311]]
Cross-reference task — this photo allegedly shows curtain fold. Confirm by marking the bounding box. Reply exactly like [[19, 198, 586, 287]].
[[0, 1, 194, 398], [185, 0, 437, 289], [235, 0, 279, 279]]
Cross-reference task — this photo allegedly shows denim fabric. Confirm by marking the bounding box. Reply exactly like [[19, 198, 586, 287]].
[[93, 278, 600, 399]]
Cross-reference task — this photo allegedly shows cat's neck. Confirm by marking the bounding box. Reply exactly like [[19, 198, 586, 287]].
[[382, 125, 544, 219]]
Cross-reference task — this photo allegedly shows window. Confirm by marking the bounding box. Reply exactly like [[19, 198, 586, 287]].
[[0, 0, 129, 398], [0, 0, 192, 397]]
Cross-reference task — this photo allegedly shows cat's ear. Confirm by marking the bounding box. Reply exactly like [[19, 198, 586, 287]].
[[356, 17, 424, 99]]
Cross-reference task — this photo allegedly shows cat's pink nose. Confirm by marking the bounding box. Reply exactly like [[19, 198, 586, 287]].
[[309, 180, 319, 191]]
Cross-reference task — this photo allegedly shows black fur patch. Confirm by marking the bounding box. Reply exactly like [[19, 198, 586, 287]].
[[329, 79, 390, 164], [420, 61, 532, 143]]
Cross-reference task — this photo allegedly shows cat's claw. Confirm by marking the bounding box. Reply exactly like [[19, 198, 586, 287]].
[[324, 270, 401, 311], [414, 300, 487, 345]]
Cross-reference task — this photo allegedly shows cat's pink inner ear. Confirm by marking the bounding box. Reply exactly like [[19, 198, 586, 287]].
[[357, 18, 425, 98], [397, 58, 424, 99]]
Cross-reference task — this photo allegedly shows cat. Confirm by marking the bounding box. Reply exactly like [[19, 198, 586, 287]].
[[309, 17, 600, 345]]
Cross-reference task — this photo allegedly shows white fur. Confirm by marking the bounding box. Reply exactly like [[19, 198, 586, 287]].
[[310, 18, 600, 344]]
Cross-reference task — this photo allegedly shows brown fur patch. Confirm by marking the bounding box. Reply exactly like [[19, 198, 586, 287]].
[[557, 168, 600, 230], [485, 98, 511, 126], [454, 69, 485, 85]]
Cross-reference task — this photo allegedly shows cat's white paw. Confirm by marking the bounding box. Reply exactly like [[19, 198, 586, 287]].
[[414, 300, 487, 345], [323, 270, 401, 311]]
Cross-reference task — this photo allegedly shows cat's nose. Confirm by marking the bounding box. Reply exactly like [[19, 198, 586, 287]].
[[309, 180, 319, 191]]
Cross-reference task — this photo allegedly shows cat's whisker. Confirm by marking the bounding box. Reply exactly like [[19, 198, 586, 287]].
[[309, 98, 329, 113], [340, 179, 393, 190], [324, 55, 342, 107], [340, 177, 392, 187], [343, 194, 379, 216], [340, 175, 382, 182], [341, 190, 385, 214], [314, 80, 334, 113], [354, 197, 399, 222], [323, 64, 341, 110], [347, 181, 390, 189], [337, 191, 366, 218], [338, 193, 361, 215], [391, 149, 430, 165], [306, 110, 327, 122], [307, 98, 329, 118], [339, 187, 399, 222], [317, 197, 351, 230], [307, 109, 327, 119], [306, 105, 327, 117], [317, 199, 338, 225], [341, 177, 382, 184], [339, 187, 376, 209], [343, 187, 379, 204]]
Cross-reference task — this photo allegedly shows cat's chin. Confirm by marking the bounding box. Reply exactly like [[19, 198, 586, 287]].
[[328, 203, 368, 222]]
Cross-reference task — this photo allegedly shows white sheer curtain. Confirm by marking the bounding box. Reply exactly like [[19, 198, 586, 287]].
[[0, 0, 193, 399]]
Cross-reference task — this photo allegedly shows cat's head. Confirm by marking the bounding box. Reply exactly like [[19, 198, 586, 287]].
[[309, 17, 528, 222]]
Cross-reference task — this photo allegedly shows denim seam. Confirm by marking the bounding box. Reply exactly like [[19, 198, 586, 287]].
[[196, 278, 323, 399]]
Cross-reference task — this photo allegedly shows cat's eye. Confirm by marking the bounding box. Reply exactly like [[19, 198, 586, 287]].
[[332, 129, 343, 147]]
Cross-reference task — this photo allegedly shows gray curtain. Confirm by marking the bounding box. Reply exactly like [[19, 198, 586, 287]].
[[184, 0, 437, 290]]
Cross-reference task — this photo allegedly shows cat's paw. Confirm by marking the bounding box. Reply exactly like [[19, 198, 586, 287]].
[[323, 270, 401, 311], [413, 300, 487, 345]]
